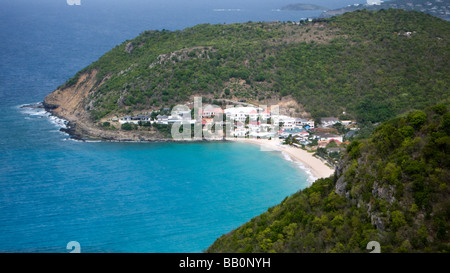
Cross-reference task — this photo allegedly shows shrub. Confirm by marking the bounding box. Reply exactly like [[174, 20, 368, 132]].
[[407, 111, 427, 130], [399, 125, 414, 139], [391, 210, 407, 231], [121, 123, 134, 131]]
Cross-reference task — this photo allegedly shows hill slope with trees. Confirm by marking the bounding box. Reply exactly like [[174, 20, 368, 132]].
[[207, 104, 450, 253], [44, 9, 449, 140]]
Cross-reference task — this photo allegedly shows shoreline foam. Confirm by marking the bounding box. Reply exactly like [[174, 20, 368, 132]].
[[19, 102, 70, 135]]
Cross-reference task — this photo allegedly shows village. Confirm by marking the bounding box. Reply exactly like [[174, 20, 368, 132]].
[[106, 100, 359, 165]]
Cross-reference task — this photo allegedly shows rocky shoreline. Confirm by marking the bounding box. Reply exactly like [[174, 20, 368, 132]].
[[42, 100, 225, 143], [40, 69, 179, 143], [42, 102, 167, 142]]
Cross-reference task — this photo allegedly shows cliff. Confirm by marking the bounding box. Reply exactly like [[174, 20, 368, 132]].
[[43, 69, 167, 141]]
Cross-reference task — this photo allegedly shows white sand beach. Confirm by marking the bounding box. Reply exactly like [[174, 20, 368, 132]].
[[226, 137, 335, 182]]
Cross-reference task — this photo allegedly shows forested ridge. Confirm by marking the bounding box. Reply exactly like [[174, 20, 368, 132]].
[[320, 0, 450, 21], [207, 104, 450, 253], [60, 9, 449, 126]]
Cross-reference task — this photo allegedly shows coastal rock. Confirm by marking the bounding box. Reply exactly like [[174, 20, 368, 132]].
[[43, 69, 168, 142], [370, 214, 384, 231], [334, 160, 348, 197], [335, 175, 347, 197], [367, 201, 385, 231], [372, 181, 396, 204], [125, 42, 134, 54]]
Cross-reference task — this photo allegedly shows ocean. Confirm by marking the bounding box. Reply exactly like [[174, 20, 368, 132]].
[[0, 0, 353, 253]]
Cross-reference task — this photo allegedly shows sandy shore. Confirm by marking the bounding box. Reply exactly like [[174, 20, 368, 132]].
[[226, 137, 335, 182]]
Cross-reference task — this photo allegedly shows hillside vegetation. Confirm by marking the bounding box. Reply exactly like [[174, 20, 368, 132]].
[[207, 104, 450, 253], [59, 9, 449, 127], [320, 0, 450, 21]]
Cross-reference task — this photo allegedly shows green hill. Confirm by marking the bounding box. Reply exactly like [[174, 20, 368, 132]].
[[46, 9, 449, 136], [320, 0, 450, 21], [207, 104, 450, 253]]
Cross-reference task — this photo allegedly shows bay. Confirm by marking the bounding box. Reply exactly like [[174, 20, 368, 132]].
[[0, 0, 354, 253]]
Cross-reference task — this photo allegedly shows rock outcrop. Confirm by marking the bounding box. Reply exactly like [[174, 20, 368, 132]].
[[43, 69, 166, 141]]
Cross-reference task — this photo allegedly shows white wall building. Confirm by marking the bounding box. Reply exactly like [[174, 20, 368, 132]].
[[224, 107, 259, 122], [313, 132, 344, 143], [230, 127, 248, 137], [297, 118, 315, 129], [278, 115, 297, 129], [321, 117, 340, 127], [279, 115, 314, 129], [200, 105, 223, 118], [119, 115, 151, 124]]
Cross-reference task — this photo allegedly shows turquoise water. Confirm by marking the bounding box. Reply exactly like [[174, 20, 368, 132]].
[[0, 0, 352, 252], [1, 107, 309, 252]]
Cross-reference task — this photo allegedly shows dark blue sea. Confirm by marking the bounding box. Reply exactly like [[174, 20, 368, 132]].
[[0, 0, 355, 253]]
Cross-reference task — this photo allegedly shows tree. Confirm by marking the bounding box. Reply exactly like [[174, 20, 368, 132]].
[[391, 210, 407, 231], [407, 111, 427, 130], [309, 138, 319, 146], [331, 215, 344, 228], [151, 112, 158, 121], [326, 140, 338, 148], [121, 123, 134, 131]]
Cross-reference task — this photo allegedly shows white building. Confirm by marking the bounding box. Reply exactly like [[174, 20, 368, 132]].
[[199, 105, 223, 118], [230, 127, 248, 137], [321, 117, 340, 127], [278, 115, 297, 129], [156, 115, 169, 124], [119, 115, 151, 124], [224, 107, 259, 122], [259, 109, 271, 122], [279, 116, 314, 129], [340, 120, 353, 126], [313, 132, 344, 143], [249, 131, 276, 139], [297, 118, 315, 129]]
